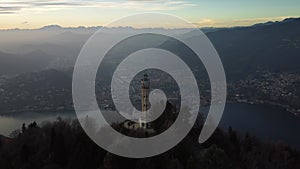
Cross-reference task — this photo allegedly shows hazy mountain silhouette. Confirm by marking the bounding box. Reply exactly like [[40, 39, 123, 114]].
[[0, 50, 58, 75], [205, 17, 300, 80], [0, 17, 299, 79], [164, 17, 300, 80]]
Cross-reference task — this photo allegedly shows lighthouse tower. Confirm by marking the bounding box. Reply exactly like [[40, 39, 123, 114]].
[[140, 73, 150, 128]]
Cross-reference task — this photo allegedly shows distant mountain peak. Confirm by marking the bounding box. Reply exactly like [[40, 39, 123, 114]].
[[252, 17, 300, 27], [39, 25, 63, 30], [282, 17, 300, 23], [252, 21, 275, 27]]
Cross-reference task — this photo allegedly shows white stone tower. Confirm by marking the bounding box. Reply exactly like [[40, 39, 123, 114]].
[[140, 73, 150, 128]]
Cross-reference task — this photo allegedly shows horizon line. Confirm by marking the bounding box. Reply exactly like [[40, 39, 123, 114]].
[[0, 17, 299, 31]]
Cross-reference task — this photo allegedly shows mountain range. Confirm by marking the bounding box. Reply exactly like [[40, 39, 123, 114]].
[[207, 17, 300, 79], [0, 17, 299, 78]]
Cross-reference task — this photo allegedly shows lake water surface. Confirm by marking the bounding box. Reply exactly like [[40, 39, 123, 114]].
[[217, 103, 300, 149]]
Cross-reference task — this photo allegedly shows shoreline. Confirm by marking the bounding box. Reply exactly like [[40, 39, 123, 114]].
[[1, 101, 299, 118], [228, 99, 300, 118]]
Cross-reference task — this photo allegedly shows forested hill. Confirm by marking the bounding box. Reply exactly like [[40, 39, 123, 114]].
[[0, 117, 299, 169]]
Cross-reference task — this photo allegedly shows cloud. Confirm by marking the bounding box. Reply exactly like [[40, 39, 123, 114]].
[[0, 0, 197, 14], [194, 19, 217, 27], [233, 16, 292, 24], [0, 11, 15, 14], [127, 0, 160, 1], [0, 6, 21, 13]]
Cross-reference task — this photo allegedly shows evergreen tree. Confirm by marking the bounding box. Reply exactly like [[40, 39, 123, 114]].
[[22, 123, 27, 134], [198, 144, 231, 169], [20, 144, 30, 163], [53, 132, 66, 166], [50, 128, 56, 150]]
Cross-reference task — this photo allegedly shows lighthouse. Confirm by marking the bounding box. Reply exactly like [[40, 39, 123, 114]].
[[140, 73, 150, 128]]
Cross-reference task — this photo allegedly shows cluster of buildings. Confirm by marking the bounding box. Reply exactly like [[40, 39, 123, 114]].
[[0, 73, 73, 113], [229, 72, 300, 116]]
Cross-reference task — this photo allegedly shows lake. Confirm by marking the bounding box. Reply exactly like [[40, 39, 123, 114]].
[[217, 103, 300, 149], [1, 103, 300, 149], [0, 110, 122, 136]]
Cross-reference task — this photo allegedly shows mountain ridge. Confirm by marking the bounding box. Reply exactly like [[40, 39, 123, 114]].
[[1, 17, 299, 31]]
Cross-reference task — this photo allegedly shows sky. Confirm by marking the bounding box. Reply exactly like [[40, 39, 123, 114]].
[[0, 0, 300, 29]]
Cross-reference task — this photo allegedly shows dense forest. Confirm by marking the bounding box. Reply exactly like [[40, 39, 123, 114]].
[[0, 102, 298, 169], [0, 113, 299, 169]]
